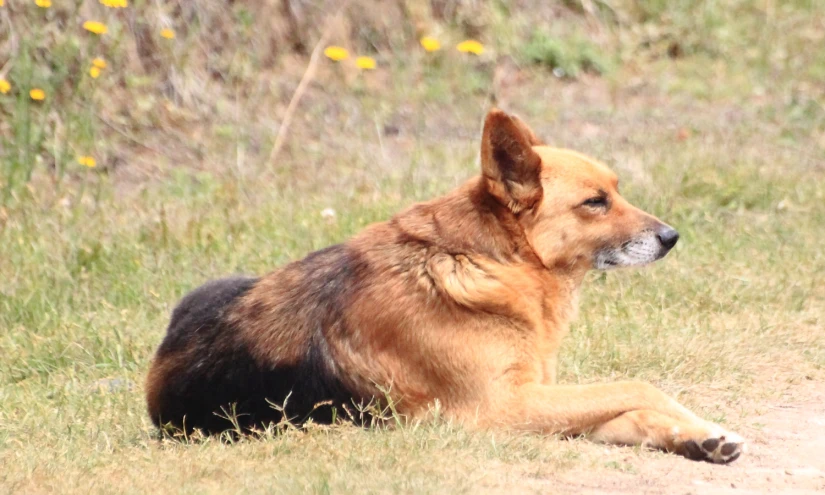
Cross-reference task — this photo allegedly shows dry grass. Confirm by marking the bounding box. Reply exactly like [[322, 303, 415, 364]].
[[1, 1, 824, 493]]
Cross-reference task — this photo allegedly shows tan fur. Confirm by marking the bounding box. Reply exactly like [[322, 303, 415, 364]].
[[146, 109, 744, 462]]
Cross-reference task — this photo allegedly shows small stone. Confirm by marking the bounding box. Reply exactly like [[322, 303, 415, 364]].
[[90, 378, 135, 393], [785, 468, 822, 477]]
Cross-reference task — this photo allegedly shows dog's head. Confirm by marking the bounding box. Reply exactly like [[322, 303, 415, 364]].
[[480, 108, 678, 272]]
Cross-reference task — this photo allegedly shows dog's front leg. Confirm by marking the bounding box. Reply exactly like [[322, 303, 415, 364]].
[[588, 409, 744, 463], [494, 382, 745, 463]]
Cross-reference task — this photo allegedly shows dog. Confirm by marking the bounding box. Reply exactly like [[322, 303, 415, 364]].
[[146, 108, 744, 463]]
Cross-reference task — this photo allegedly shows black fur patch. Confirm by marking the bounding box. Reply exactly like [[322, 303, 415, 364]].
[[149, 246, 368, 434]]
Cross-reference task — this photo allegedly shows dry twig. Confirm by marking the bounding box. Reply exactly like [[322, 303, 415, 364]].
[[267, 2, 350, 169]]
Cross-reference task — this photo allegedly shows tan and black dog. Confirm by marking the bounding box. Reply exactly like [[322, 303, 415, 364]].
[[146, 109, 744, 463]]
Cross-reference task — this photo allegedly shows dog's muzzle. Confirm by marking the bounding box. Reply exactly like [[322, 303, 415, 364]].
[[595, 225, 679, 270]]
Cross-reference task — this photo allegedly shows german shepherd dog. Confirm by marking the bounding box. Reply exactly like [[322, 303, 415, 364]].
[[146, 109, 744, 463]]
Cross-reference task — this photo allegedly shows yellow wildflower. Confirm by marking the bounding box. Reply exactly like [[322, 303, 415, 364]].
[[420, 37, 441, 52], [77, 156, 97, 168], [324, 46, 349, 62], [83, 21, 108, 35], [0, 0, 5, 6], [160, 28, 175, 39], [92, 58, 107, 69], [30, 88, 46, 101], [0, 79, 10, 94], [100, 0, 128, 7], [35, 0, 52, 7], [456, 39, 485, 55], [90, 66, 101, 79], [355, 56, 376, 70]]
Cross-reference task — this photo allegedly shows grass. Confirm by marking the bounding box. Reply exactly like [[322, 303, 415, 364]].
[[1, 1, 824, 493]]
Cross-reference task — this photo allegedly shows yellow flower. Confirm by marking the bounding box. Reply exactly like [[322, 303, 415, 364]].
[[0, 0, 5, 6], [0, 79, 10, 94], [160, 28, 175, 39], [456, 39, 485, 55], [355, 56, 376, 70], [77, 156, 97, 168], [324, 46, 349, 62], [92, 58, 107, 69], [35, 0, 52, 7], [89, 66, 101, 79], [30, 88, 45, 101], [83, 21, 108, 35], [420, 37, 441, 52], [100, 0, 128, 7]]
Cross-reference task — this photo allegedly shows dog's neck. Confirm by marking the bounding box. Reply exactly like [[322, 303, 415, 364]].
[[390, 177, 543, 264], [389, 176, 586, 328]]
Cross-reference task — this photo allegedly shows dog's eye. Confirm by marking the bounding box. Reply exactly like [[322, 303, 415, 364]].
[[582, 196, 608, 208]]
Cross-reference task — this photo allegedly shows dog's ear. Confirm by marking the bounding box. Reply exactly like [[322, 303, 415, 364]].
[[510, 114, 546, 146], [480, 108, 543, 213]]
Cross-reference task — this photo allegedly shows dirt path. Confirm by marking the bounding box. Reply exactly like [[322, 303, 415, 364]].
[[478, 384, 825, 494], [544, 385, 825, 494]]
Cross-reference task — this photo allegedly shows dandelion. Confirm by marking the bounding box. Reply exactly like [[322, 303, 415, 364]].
[[420, 37, 441, 52], [89, 66, 101, 79], [323, 46, 349, 62], [160, 28, 175, 39], [35, 0, 52, 8], [0, 79, 10, 94], [83, 21, 108, 35], [77, 156, 97, 168], [100, 0, 128, 7], [355, 56, 376, 70], [92, 58, 107, 69], [456, 40, 485, 55], [30, 88, 46, 101], [0, 0, 4, 6]]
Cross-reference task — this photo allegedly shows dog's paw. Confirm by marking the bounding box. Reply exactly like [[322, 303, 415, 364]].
[[679, 429, 745, 464]]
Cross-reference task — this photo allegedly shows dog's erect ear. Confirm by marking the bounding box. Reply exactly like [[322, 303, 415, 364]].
[[510, 114, 546, 146], [480, 109, 543, 213]]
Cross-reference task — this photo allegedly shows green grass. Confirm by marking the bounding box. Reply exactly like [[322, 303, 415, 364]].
[[522, 30, 612, 77], [1, 1, 825, 493]]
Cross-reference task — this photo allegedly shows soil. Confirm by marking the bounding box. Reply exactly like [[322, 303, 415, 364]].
[[545, 384, 825, 494]]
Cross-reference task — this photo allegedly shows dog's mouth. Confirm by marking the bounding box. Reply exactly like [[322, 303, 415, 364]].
[[594, 227, 679, 270]]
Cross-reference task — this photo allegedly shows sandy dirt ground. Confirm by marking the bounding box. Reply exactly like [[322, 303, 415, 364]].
[[479, 383, 825, 494], [566, 387, 824, 494]]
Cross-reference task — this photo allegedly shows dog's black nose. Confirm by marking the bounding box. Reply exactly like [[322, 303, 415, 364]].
[[657, 227, 679, 250]]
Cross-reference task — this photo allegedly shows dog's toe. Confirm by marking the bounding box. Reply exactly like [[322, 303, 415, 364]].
[[680, 431, 745, 464]]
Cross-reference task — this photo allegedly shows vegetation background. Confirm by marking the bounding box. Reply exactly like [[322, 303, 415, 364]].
[[1, 0, 823, 493]]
